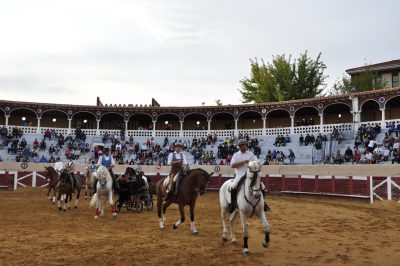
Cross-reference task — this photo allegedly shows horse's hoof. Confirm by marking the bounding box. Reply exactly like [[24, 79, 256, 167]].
[[85, 197, 87, 200], [63, 209, 66, 212], [52, 202, 55, 205], [232, 239, 237, 245], [243, 249, 250, 256], [112, 213, 117, 218], [58, 207, 62, 211], [222, 237, 228, 242], [173, 224, 177, 230], [192, 230, 198, 235], [263, 241, 269, 248], [68, 207, 70, 210], [74, 206, 77, 209], [94, 216, 99, 219]]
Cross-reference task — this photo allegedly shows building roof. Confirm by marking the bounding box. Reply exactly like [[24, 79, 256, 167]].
[[346, 60, 400, 75]]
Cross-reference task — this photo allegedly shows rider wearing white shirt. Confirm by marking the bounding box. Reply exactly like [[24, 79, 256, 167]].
[[165, 143, 188, 200], [54, 157, 63, 174], [229, 139, 270, 213]]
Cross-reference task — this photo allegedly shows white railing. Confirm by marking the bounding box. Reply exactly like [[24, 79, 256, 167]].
[[7, 126, 38, 134], [209, 130, 234, 137], [237, 129, 264, 136], [183, 130, 209, 138], [322, 123, 353, 133], [294, 125, 321, 134], [80, 129, 98, 136], [265, 127, 291, 135], [155, 130, 180, 137], [99, 129, 121, 136], [39, 127, 69, 135], [127, 130, 153, 137]]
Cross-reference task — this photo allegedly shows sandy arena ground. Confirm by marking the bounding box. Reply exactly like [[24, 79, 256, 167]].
[[0, 188, 400, 266]]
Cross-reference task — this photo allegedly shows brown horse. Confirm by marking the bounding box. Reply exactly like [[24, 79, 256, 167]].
[[156, 168, 213, 234], [44, 166, 59, 204], [57, 170, 81, 211], [125, 167, 156, 197]]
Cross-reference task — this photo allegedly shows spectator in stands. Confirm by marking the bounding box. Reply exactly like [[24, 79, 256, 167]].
[[344, 147, 353, 162], [285, 134, 291, 144], [333, 151, 344, 164], [314, 139, 323, 164], [353, 148, 361, 164], [365, 150, 373, 164], [299, 134, 304, 145], [33, 139, 39, 149], [288, 149, 295, 165], [39, 155, 48, 163]]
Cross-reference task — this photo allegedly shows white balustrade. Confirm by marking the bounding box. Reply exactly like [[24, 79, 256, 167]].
[[155, 130, 180, 137], [265, 127, 291, 136], [237, 129, 264, 136], [294, 125, 321, 134], [209, 130, 234, 137], [7, 126, 38, 135], [98, 129, 121, 136], [79, 129, 98, 136], [39, 127, 69, 135], [322, 123, 353, 133], [127, 130, 153, 137], [182, 130, 209, 138]]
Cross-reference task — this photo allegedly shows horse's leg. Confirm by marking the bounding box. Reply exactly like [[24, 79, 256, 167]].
[[95, 194, 100, 219], [161, 201, 171, 226], [157, 195, 165, 229], [63, 194, 67, 212], [240, 211, 250, 255], [229, 210, 238, 244], [259, 210, 270, 248], [189, 203, 198, 235], [173, 203, 185, 230], [110, 188, 116, 218], [74, 187, 80, 208], [52, 187, 56, 204], [85, 182, 88, 200], [47, 186, 51, 201], [67, 193, 71, 209], [221, 205, 228, 242], [57, 193, 62, 211]]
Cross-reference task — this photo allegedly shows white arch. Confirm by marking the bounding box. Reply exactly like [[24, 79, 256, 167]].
[[265, 108, 290, 117], [183, 112, 208, 120], [71, 111, 97, 119], [210, 111, 235, 120], [294, 106, 319, 116], [322, 102, 352, 113], [128, 112, 153, 121], [9, 107, 38, 116], [359, 99, 380, 110], [41, 109, 69, 118], [238, 110, 262, 119], [99, 112, 125, 120], [384, 95, 400, 109]]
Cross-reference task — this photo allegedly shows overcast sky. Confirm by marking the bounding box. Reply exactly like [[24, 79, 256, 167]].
[[0, 0, 399, 107]]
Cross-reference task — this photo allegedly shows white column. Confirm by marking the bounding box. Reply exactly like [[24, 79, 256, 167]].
[[179, 121, 183, 137], [290, 116, 294, 134], [125, 120, 129, 140], [262, 118, 266, 135], [319, 113, 323, 133], [36, 117, 41, 134], [152, 121, 156, 137], [96, 120, 100, 135], [380, 108, 386, 127], [234, 119, 238, 137], [5, 115, 9, 128], [207, 120, 211, 134], [67, 119, 72, 135]]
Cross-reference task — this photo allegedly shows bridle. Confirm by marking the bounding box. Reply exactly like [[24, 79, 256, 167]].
[[244, 169, 262, 217]]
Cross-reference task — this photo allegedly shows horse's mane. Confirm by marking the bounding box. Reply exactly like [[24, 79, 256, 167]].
[[96, 165, 111, 180], [46, 166, 56, 173]]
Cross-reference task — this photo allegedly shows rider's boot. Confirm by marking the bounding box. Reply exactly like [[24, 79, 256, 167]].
[[262, 189, 271, 212], [229, 188, 237, 214], [173, 174, 181, 196]]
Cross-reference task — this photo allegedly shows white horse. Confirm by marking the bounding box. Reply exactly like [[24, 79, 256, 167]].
[[219, 160, 270, 256], [89, 165, 116, 219]]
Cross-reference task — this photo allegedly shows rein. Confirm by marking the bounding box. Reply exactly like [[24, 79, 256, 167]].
[[244, 170, 262, 217]]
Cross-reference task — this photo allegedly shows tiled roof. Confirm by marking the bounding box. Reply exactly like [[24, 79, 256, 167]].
[[346, 60, 400, 74]]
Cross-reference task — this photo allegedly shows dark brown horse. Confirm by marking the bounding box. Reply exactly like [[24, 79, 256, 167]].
[[44, 166, 59, 204], [57, 170, 81, 211], [156, 168, 213, 234], [125, 167, 156, 197]]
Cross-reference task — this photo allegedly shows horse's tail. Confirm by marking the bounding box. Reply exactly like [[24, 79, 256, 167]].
[[89, 193, 98, 207]]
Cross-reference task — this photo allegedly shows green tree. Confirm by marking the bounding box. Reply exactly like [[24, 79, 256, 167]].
[[239, 51, 327, 103], [215, 99, 223, 106], [329, 66, 388, 96]]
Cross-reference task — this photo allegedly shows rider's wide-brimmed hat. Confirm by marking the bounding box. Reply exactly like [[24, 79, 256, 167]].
[[237, 139, 248, 146], [174, 143, 183, 147]]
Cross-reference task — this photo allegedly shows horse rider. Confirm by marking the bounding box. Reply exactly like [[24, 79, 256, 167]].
[[54, 157, 63, 175], [229, 139, 270, 214], [94, 147, 119, 192], [89, 159, 97, 173], [165, 143, 188, 200], [64, 155, 78, 190]]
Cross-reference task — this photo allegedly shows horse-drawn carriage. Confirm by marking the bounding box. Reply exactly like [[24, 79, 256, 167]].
[[115, 175, 153, 213]]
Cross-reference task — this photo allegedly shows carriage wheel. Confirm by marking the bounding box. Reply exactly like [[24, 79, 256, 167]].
[[146, 199, 153, 211], [135, 201, 143, 213], [126, 201, 133, 211], [115, 201, 121, 213]]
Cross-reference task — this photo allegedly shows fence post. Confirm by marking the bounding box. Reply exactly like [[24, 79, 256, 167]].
[[13, 171, 17, 190], [297, 175, 301, 192], [368, 176, 373, 204], [387, 176, 392, 200], [314, 175, 319, 193], [32, 171, 37, 187], [349, 176, 353, 195]]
